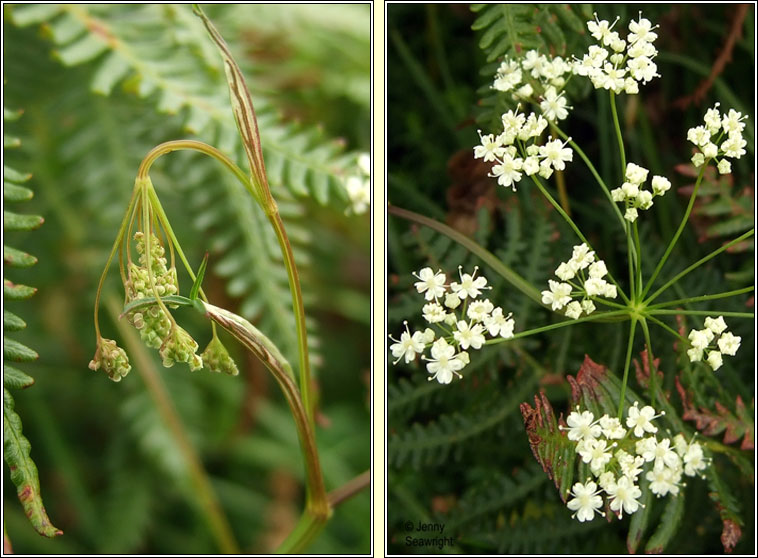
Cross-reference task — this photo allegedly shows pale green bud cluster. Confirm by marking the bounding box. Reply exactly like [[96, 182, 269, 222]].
[[201, 335, 239, 376], [89, 337, 131, 382], [159, 325, 203, 371]]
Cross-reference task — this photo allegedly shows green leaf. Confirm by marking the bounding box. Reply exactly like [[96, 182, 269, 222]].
[[4, 245, 38, 267], [3, 182, 34, 201], [121, 295, 194, 316], [644, 492, 686, 553], [3, 279, 37, 300], [3, 365, 35, 389], [189, 252, 209, 301], [55, 32, 110, 65], [4, 210, 44, 231], [3, 388, 63, 538], [4, 310, 27, 331], [4, 165, 32, 183], [91, 51, 132, 95], [9, 3, 64, 26], [4, 337, 39, 362], [4, 107, 24, 121]]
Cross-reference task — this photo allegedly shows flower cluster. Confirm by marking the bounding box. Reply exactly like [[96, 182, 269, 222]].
[[687, 103, 747, 172], [389, 266, 515, 384], [159, 324, 203, 371], [473, 106, 573, 190], [610, 162, 671, 222], [201, 335, 240, 376], [89, 337, 131, 382], [125, 232, 179, 349], [541, 244, 617, 319], [573, 12, 659, 95], [562, 403, 709, 522], [345, 153, 371, 215], [687, 316, 741, 371], [492, 51, 574, 120]]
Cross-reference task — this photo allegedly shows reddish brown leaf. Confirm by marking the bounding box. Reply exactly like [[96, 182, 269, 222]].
[[721, 519, 741, 553]]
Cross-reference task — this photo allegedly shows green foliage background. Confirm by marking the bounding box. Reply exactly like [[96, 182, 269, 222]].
[[387, 4, 754, 554], [3, 4, 370, 554]]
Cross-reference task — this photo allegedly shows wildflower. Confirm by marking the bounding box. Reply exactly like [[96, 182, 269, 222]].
[[650, 438, 681, 471], [683, 442, 708, 477], [201, 335, 239, 376], [159, 325, 203, 371], [606, 475, 643, 518], [483, 307, 515, 339], [651, 175, 671, 196], [539, 137, 573, 170], [626, 401, 661, 437], [444, 292, 461, 309], [717, 159, 732, 174], [422, 302, 447, 324], [717, 331, 741, 356], [578, 438, 615, 473], [345, 175, 370, 215], [688, 329, 711, 350], [588, 260, 608, 279], [687, 347, 703, 362], [581, 299, 596, 315], [493, 58, 522, 92], [570, 243, 595, 271], [616, 450, 645, 480], [413, 267, 447, 301], [625, 162, 649, 185], [541, 280, 573, 311], [599, 415, 626, 439], [562, 408, 602, 442], [567, 480, 605, 522], [491, 153, 524, 190], [646, 467, 680, 497], [389, 321, 426, 364], [555, 262, 575, 281], [473, 131, 507, 162], [540, 87, 571, 121], [706, 350, 723, 371], [466, 299, 493, 322], [450, 266, 489, 299], [564, 301, 583, 320], [453, 321, 486, 350], [425, 338, 465, 384]]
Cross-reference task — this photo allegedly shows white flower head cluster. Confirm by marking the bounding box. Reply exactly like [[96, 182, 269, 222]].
[[573, 12, 659, 95], [687, 316, 741, 371], [687, 103, 747, 172], [541, 243, 617, 319], [389, 266, 516, 384], [562, 403, 709, 523], [492, 51, 574, 120], [345, 153, 370, 215], [473, 106, 573, 190], [610, 162, 671, 222]]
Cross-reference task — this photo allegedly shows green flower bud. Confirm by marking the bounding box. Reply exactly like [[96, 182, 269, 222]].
[[159, 325, 202, 371], [201, 336, 239, 376], [89, 338, 131, 382]]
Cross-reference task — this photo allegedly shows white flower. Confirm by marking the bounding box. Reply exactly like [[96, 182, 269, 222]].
[[570, 243, 595, 270], [651, 438, 681, 471], [450, 267, 489, 300], [522, 156, 540, 176], [687, 125, 711, 147], [491, 154, 524, 190], [687, 347, 703, 362], [520, 113, 548, 139], [621, 181, 640, 199], [555, 262, 576, 281], [467, 299, 494, 322], [444, 293, 461, 309], [563, 408, 602, 441], [501, 109, 526, 135], [422, 302, 447, 324], [611, 187, 625, 202], [646, 467, 680, 497], [706, 350, 723, 371], [584, 277, 608, 297], [474, 131, 506, 162], [625, 162, 649, 184], [599, 415, 627, 439], [484, 307, 515, 338], [564, 301, 583, 320], [704, 316, 728, 335], [624, 207, 639, 222], [721, 133, 746, 159], [588, 260, 607, 279], [541, 280, 573, 310], [702, 142, 718, 159], [513, 83, 534, 101], [651, 175, 671, 196], [636, 436, 658, 461], [628, 16, 657, 44], [587, 13, 619, 43], [637, 190, 653, 210], [603, 283, 618, 299], [624, 77, 639, 94], [683, 442, 708, 477], [567, 480, 605, 522], [691, 152, 705, 167], [717, 331, 741, 356], [597, 471, 616, 490], [389, 322, 426, 364], [425, 338, 465, 384], [540, 86, 570, 121], [581, 299, 596, 315], [413, 267, 447, 301], [493, 59, 522, 92], [578, 438, 615, 473], [421, 328, 436, 344], [721, 109, 746, 135], [616, 449, 644, 479], [345, 176, 370, 214], [688, 329, 710, 350], [539, 137, 573, 170], [626, 401, 659, 437], [453, 321, 486, 350], [606, 475, 643, 519], [717, 159, 732, 174], [703, 104, 722, 133]]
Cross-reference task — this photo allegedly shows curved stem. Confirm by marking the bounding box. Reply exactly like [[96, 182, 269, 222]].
[[646, 286, 755, 309], [647, 309, 754, 319], [327, 470, 370, 508], [486, 309, 630, 344], [644, 228, 755, 304], [617, 317, 638, 420], [609, 91, 626, 173], [641, 163, 709, 299], [645, 314, 687, 343], [633, 222, 642, 299], [638, 318, 658, 405]]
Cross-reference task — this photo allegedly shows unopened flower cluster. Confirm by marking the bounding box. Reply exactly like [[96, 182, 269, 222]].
[[687, 103, 747, 173], [389, 266, 515, 384], [562, 402, 709, 522], [574, 12, 659, 95], [474, 105, 573, 190], [687, 316, 741, 371], [89, 337, 131, 382], [611, 162, 671, 222], [542, 243, 617, 319]]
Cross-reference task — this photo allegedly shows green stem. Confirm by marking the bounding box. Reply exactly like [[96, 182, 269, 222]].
[[530, 175, 630, 304], [647, 286, 755, 309], [552, 124, 626, 228], [105, 296, 239, 554], [627, 225, 636, 301], [641, 163, 709, 299], [645, 314, 687, 343], [644, 228, 755, 304], [633, 221, 642, 299], [638, 318, 658, 405], [647, 309, 754, 318], [609, 91, 626, 173], [486, 309, 630, 344], [617, 317, 638, 420], [388, 205, 544, 306]]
